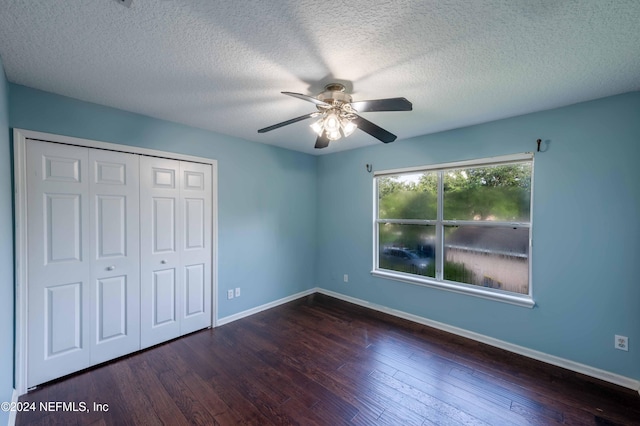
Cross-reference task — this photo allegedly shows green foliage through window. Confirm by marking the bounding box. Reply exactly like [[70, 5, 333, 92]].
[[378, 172, 437, 219]]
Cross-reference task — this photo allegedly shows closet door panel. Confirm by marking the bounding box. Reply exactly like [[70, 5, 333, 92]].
[[180, 161, 212, 334], [89, 149, 140, 364], [96, 195, 126, 257], [45, 282, 83, 355], [153, 269, 177, 325], [46, 194, 83, 262], [26, 141, 91, 388], [184, 264, 205, 317], [96, 275, 127, 340], [153, 197, 176, 252], [140, 157, 182, 348]]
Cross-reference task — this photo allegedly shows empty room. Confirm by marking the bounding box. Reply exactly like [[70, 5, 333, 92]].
[[0, 1, 639, 425]]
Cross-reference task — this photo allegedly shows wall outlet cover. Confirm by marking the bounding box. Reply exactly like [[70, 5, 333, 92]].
[[615, 335, 628, 351]]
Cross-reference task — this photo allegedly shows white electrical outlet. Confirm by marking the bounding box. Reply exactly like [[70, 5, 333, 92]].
[[615, 335, 628, 351], [343, 274, 349, 283], [235, 287, 241, 297], [227, 289, 234, 300]]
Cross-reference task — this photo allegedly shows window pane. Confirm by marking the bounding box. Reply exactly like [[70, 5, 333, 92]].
[[443, 163, 531, 221], [378, 172, 437, 220], [444, 226, 529, 294], [378, 223, 435, 277]]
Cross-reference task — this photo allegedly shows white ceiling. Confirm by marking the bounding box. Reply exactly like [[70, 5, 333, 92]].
[[1, 0, 639, 155]]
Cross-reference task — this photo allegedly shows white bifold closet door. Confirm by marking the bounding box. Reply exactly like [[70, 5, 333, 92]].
[[26, 141, 140, 387], [25, 139, 212, 388], [140, 156, 211, 349]]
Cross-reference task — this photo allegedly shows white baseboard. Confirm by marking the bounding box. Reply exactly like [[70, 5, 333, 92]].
[[316, 288, 640, 394], [216, 288, 316, 326], [7, 388, 18, 426]]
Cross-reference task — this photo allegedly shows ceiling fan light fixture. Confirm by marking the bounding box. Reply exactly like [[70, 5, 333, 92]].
[[341, 117, 357, 137], [324, 111, 341, 133], [310, 110, 357, 141], [310, 119, 324, 135], [326, 130, 341, 141]]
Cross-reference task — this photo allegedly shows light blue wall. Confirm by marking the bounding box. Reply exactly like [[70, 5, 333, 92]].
[[8, 84, 318, 319], [316, 92, 640, 381], [6, 80, 639, 390], [0, 56, 13, 426]]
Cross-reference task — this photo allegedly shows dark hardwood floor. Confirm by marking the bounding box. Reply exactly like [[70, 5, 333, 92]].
[[16, 293, 640, 425]]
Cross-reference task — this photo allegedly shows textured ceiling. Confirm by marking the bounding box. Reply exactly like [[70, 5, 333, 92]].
[[1, 0, 639, 155]]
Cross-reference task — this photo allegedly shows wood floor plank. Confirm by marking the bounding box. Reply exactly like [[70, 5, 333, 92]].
[[119, 359, 191, 425], [186, 337, 305, 425], [105, 359, 165, 426], [365, 344, 515, 410], [375, 403, 426, 426], [16, 293, 640, 425], [185, 330, 294, 406], [392, 368, 534, 426], [157, 369, 221, 425]]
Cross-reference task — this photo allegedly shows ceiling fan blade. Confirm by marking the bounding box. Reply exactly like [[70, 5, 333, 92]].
[[349, 97, 412, 112], [257, 112, 318, 133], [282, 92, 330, 107], [314, 133, 330, 149], [351, 115, 397, 143]]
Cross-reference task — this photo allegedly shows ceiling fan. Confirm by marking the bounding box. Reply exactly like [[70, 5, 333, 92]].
[[258, 83, 412, 149]]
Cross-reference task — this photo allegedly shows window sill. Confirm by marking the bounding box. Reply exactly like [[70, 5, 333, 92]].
[[370, 269, 535, 308]]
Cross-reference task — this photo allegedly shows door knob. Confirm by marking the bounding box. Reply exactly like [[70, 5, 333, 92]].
[[161, 259, 167, 264], [106, 265, 116, 271]]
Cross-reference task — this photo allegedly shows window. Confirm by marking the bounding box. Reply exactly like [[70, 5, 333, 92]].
[[373, 153, 534, 307]]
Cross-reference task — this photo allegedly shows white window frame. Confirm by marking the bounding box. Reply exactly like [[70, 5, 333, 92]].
[[371, 153, 535, 308]]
